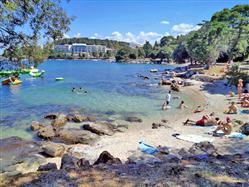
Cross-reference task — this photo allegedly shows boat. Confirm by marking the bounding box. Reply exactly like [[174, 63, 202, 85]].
[[29, 70, 45, 77], [150, 69, 158, 73], [2, 77, 22, 85], [55, 77, 64, 81]]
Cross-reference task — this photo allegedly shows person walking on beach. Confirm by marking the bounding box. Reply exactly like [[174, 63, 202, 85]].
[[166, 90, 171, 105], [238, 79, 243, 99]]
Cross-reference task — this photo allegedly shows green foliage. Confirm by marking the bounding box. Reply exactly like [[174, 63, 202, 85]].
[[1, 0, 72, 63], [143, 41, 153, 58], [226, 65, 249, 86]]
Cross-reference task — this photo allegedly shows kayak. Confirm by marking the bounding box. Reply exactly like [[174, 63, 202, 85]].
[[55, 77, 64, 81], [29, 70, 45, 77]]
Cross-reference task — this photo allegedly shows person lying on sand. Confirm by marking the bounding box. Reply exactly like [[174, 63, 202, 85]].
[[226, 101, 238, 114], [213, 117, 232, 135], [178, 100, 188, 109], [193, 105, 204, 113], [184, 115, 220, 126]]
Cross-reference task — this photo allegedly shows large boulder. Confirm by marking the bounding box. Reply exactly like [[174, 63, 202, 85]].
[[31, 121, 45, 131], [93, 151, 122, 165], [70, 114, 88, 123], [125, 116, 142, 123], [52, 114, 68, 127], [58, 128, 99, 145], [37, 126, 56, 140], [42, 143, 65, 157], [240, 123, 249, 135], [82, 122, 114, 136]]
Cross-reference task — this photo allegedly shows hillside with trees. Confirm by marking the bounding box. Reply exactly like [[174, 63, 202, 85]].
[[115, 4, 249, 64]]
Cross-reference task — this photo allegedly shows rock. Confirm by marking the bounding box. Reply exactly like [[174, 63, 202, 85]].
[[189, 142, 217, 156], [161, 119, 168, 123], [240, 123, 249, 135], [31, 121, 45, 131], [94, 151, 122, 165], [71, 114, 88, 123], [60, 154, 91, 171], [125, 116, 142, 123], [87, 116, 97, 122], [82, 122, 114, 136], [52, 114, 68, 127], [0, 137, 42, 173], [38, 163, 57, 171], [58, 128, 99, 145], [44, 113, 58, 120], [37, 126, 56, 140], [42, 143, 65, 157]]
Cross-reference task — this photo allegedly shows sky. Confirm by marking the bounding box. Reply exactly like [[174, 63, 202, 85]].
[[60, 0, 248, 44]]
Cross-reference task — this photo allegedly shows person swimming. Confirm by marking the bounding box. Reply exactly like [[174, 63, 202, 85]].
[[72, 87, 75, 92], [178, 100, 188, 109]]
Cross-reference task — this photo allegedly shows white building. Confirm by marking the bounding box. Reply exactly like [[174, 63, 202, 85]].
[[55, 43, 107, 54], [54, 44, 71, 53]]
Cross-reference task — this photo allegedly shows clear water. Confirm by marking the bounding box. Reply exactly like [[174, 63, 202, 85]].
[[0, 60, 197, 139]]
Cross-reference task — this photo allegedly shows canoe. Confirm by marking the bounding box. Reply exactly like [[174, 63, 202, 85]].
[[55, 77, 64, 81]]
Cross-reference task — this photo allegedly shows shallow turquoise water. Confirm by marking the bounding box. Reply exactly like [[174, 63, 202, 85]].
[[0, 60, 196, 139]]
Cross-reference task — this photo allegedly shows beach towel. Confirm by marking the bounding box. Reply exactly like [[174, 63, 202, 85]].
[[240, 110, 249, 115], [139, 141, 159, 155], [174, 134, 214, 143], [225, 132, 246, 139]]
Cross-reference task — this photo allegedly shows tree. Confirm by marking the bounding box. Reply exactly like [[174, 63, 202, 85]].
[[160, 36, 176, 47], [226, 65, 249, 86], [0, 0, 72, 61], [143, 41, 153, 58], [137, 48, 145, 58], [173, 44, 190, 63]]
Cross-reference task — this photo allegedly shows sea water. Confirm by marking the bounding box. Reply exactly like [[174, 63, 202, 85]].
[[0, 60, 198, 139]]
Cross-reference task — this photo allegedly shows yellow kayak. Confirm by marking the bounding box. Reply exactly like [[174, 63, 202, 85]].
[[12, 79, 22, 85]]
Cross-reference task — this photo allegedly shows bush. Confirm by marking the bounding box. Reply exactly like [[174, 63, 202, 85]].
[[226, 65, 249, 87]]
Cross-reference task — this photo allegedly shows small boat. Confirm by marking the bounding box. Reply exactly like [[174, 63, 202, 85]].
[[150, 69, 158, 73], [29, 70, 45, 77], [2, 77, 22, 85], [55, 77, 64, 81]]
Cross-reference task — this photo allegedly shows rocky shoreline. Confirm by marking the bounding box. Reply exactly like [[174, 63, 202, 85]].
[[1, 137, 249, 186]]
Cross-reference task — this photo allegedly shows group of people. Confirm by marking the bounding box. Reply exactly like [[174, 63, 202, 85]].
[[161, 90, 188, 110], [184, 115, 233, 135], [72, 87, 88, 95]]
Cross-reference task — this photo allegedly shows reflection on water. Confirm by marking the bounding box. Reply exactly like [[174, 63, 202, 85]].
[[0, 60, 194, 139]]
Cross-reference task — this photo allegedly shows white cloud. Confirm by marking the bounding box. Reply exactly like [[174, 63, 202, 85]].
[[172, 23, 200, 35], [74, 32, 81, 38], [92, 31, 169, 44], [160, 20, 170, 25]]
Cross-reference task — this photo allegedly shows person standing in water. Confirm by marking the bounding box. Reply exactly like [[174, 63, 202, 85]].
[[165, 90, 171, 105]]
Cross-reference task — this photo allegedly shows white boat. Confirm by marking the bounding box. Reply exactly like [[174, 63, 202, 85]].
[[150, 69, 158, 73]]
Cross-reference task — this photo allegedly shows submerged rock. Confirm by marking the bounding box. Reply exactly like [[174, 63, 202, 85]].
[[42, 143, 65, 157], [94, 151, 122, 165], [71, 114, 88, 123], [37, 126, 56, 140], [82, 122, 114, 136], [31, 121, 45, 131], [58, 128, 99, 145], [125, 116, 142, 123], [44, 113, 58, 120]]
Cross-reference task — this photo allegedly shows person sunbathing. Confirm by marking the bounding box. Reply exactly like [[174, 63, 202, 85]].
[[226, 102, 238, 114], [241, 99, 249, 107], [213, 117, 232, 135], [184, 115, 219, 126]]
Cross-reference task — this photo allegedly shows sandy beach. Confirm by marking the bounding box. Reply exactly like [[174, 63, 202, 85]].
[[64, 80, 249, 164]]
